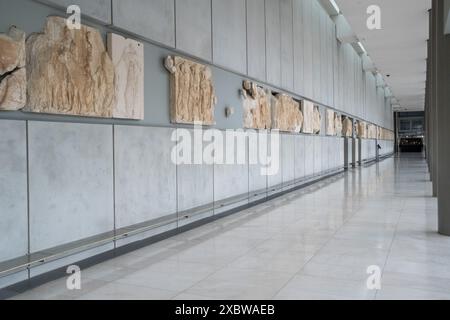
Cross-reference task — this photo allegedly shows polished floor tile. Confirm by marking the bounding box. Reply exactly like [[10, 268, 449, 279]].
[[10, 154, 450, 300]]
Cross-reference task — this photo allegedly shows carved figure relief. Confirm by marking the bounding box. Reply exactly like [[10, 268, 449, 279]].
[[165, 55, 216, 125], [313, 105, 321, 134], [0, 26, 26, 110], [271, 93, 303, 133], [378, 127, 394, 141], [335, 114, 342, 136], [367, 124, 377, 139], [108, 33, 144, 120], [326, 109, 336, 136], [241, 80, 271, 129], [342, 117, 353, 137], [301, 100, 314, 134], [356, 121, 367, 139], [26, 17, 115, 117]]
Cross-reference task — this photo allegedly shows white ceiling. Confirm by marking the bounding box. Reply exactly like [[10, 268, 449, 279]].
[[336, 0, 431, 111]]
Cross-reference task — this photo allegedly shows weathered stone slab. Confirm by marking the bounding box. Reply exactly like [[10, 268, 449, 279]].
[[0, 26, 26, 111], [164, 55, 217, 125], [356, 120, 367, 139], [107, 33, 144, 120], [326, 109, 335, 136], [313, 105, 321, 134], [301, 100, 314, 134], [241, 80, 271, 130], [271, 93, 303, 133], [367, 124, 377, 139], [342, 117, 353, 137], [335, 114, 342, 136], [25, 16, 114, 117]]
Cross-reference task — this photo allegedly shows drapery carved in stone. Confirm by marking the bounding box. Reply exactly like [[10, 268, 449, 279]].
[[165, 55, 216, 125], [271, 93, 303, 133], [334, 114, 342, 136], [301, 100, 314, 134], [326, 109, 336, 136], [108, 33, 144, 120], [313, 106, 321, 134], [342, 117, 352, 137], [378, 127, 394, 141], [356, 121, 367, 139], [25, 16, 114, 117], [241, 80, 271, 129], [367, 124, 377, 139], [0, 26, 26, 111]]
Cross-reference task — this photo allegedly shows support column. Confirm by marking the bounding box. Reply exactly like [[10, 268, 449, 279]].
[[437, 0, 450, 235]]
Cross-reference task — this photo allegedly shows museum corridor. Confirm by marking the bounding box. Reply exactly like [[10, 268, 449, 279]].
[[10, 154, 448, 300]]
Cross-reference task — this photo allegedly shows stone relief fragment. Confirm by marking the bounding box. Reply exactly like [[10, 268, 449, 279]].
[[271, 93, 303, 133], [367, 124, 377, 139], [378, 127, 394, 141], [241, 80, 271, 129], [356, 121, 367, 139], [0, 26, 26, 110], [25, 16, 114, 117], [165, 55, 217, 125], [326, 109, 336, 136], [313, 105, 321, 134], [342, 117, 353, 137], [334, 114, 342, 136], [107, 33, 144, 120], [301, 100, 314, 134]]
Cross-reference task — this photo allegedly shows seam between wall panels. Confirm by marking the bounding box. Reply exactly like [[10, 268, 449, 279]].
[[174, 0, 177, 49], [26, 120, 31, 280], [245, 0, 249, 76], [112, 125, 116, 248], [211, 0, 214, 64]]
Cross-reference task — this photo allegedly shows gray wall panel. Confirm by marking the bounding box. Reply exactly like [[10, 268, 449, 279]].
[[265, 0, 282, 87], [37, 0, 111, 24], [248, 131, 268, 193], [294, 135, 305, 180], [282, 135, 295, 185], [247, 0, 267, 81], [177, 128, 214, 212], [212, 0, 247, 74], [0, 120, 27, 262], [320, 10, 327, 105], [303, 0, 313, 99], [175, 0, 212, 61], [112, 0, 175, 47], [214, 131, 249, 201], [268, 132, 283, 188], [115, 126, 176, 228], [28, 122, 114, 252], [312, 0, 321, 102], [305, 135, 314, 176], [293, 0, 304, 95], [280, 0, 294, 90], [314, 136, 322, 174]]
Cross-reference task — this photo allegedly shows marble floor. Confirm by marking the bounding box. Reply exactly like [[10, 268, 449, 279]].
[[11, 154, 450, 300]]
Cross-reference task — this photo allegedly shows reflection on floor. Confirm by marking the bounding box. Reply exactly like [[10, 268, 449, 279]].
[[11, 154, 450, 300]]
